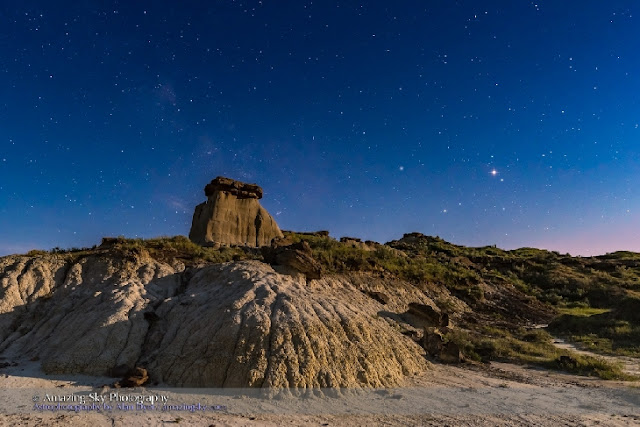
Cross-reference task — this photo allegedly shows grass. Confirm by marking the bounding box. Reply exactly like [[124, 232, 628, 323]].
[[548, 311, 640, 358], [444, 328, 633, 380], [110, 236, 262, 265], [558, 307, 611, 317], [22, 236, 260, 266], [288, 232, 487, 304], [568, 334, 614, 353], [542, 354, 631, 380], [26, 249, 50, 256]]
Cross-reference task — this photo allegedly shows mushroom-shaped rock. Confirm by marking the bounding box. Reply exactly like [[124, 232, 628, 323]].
[[189, 176, 283, 247]]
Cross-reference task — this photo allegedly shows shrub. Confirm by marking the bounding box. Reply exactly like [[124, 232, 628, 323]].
[[26, 249, 48, 256]]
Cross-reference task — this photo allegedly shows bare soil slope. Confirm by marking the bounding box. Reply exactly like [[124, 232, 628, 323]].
[[0, 251, 427, 388]]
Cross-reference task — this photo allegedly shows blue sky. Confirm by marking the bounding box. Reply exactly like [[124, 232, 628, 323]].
[[1, 1, 640, 256]]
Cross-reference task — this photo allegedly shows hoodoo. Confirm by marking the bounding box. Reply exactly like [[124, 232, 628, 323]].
[[189, 176, 283, 247]]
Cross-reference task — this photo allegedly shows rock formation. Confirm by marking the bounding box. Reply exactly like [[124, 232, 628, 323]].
[[0, 251, 428, 388], [365, 290, 390, 305], [261, 236, 323, 280], [422, 327, 445, 357], [421, 327, 463, 364], [114, 366, 149, 388], [189, 176, 283, 247], [439, 341, 463, 364], [405, 302, 447, 328]]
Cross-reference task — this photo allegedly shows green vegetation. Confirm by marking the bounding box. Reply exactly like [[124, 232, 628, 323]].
[[445, 327, 632, 380], [286, 232, 486, 304], [548, 304, 640, 358], [103, 235, 257, 265], [558, 307, 611, 317], [24, 236, 259, 266], [26, 249, 49, 256], [413, 236, 640, 364]]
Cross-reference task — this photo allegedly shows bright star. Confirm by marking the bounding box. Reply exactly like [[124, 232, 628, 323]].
[[491, 169, 498, 176]]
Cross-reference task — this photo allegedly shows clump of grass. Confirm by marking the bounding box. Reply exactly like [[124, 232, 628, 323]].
[[22, 246, 97, 258], [544, 354, 631, 380], [26, 249, 49, 257], [443, 327, 632, 380], [21, 235, 261, 266], [104, 235, 259, 266], [569, 334, 614, 353], [444, 328, 559, 363], [549, 310, 640, 358], [549, 298, 640, 357], [521, 328, 552, 343], [558, 307, 611, 317]]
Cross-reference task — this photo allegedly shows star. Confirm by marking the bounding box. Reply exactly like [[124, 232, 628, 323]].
[[0, 1, 637, 257]]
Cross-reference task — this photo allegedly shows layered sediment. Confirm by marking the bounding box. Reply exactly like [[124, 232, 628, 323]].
[[189, 176, 283, 247]]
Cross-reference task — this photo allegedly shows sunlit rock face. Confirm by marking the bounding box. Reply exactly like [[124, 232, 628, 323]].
[[189, 176, 283, 248]]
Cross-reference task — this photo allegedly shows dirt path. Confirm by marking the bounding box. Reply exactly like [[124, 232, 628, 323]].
[[531, 322, 640, 378], [551, 337, 640, 377]]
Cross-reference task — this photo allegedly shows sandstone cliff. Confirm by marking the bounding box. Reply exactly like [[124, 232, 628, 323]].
[[189, 177, 283, 247]]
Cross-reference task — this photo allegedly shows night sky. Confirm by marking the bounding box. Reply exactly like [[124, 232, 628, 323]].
[[2, 1, 640, 256]]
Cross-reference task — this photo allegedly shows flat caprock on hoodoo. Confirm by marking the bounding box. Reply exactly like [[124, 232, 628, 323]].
[[189, 176, 284, 248]]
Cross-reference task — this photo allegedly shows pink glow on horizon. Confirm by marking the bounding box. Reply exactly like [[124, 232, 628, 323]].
[[528, 222, 640, 257]]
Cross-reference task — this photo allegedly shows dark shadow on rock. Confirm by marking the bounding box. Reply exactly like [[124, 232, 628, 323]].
[[363, 290, 390, 305], [0, 263, 191, 386], [113, 366, 149, 388], [262, 237, 322, 281]]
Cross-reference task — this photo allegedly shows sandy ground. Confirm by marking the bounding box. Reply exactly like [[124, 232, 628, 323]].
[[1, 359, 639, 426]]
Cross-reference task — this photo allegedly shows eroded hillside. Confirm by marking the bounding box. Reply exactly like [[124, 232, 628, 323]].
[[1, 233, 638, 387]]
